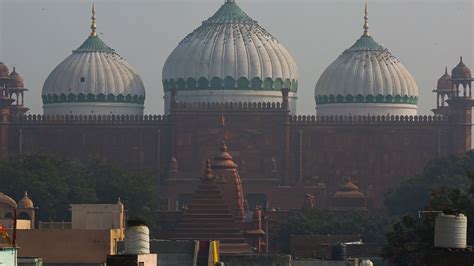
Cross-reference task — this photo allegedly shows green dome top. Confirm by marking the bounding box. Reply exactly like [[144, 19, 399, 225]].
[[74, 36, 115, 53], [346, 35, 384, 52], [204, 1, 254, 24]]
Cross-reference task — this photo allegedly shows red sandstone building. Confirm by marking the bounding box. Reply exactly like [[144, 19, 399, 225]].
[[0, 1, 473, 212]]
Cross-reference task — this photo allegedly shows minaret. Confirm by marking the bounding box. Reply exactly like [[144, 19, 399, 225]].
[[446, 57, 474, 154], [0, 87, 14, 160]]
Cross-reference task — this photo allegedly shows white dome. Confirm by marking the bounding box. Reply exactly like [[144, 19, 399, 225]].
[[162, 0, 299, 113], [315, 9, 419, 116], [42, 33, 145, 115]]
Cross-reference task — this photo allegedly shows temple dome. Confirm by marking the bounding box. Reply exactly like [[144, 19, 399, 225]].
[[162, 0, 299, 113], [0, 62, 9, 78], [437, 67, 452, 91], [452, 57, 472, 80], [42, 5, 145, 116], [0, 192, 17, 208], [18, 192, 34, 209], [9, 67, 25, 88], [315, 5, 419, 117]]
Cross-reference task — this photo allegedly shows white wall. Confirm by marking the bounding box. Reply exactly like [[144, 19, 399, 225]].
[[316, 103, 418, 117], [164, 90, 297, 114], [43, 103, 144, 116]]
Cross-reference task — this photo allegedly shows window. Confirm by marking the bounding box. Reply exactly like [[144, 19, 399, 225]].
[[80, 77, 85, 82]]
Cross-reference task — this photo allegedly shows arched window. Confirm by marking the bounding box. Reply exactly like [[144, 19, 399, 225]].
[[18, 212, 30, 220], [5, 212, 13, 219]]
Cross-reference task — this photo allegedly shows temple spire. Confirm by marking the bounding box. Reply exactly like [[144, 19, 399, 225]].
[[90, 3, 97, 37], [362, 1, 370, 37]]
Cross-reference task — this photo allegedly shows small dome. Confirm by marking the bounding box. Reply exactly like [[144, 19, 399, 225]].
[[18, 191, 34, 209], [9, 67, 25, 88], [0, 62, 9, 78], [333, 179, 365, 199], [452, 57, 472, 80], [0, 192, 17, 208], [437, 67, 452, 91]]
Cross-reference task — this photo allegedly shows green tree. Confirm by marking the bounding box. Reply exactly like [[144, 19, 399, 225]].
[[383, 187, 474, 264], [0, 154, 159, 233], [385, 152, 474, 215], [275, 209, 389, 252]]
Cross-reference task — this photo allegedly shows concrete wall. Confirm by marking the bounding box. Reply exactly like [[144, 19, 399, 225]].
[[221, 254, 292, 266], [70, 204, 124, 231], [0, 248, 17, 266], [15, 229, 122, 264], [1, 219, 31, 229]]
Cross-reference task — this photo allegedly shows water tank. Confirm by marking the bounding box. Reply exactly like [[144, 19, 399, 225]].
[[361, 259, 374, 266], [124, 219, 150, 254], [331, 243, 347, 261], [434, 213, 467, 249]]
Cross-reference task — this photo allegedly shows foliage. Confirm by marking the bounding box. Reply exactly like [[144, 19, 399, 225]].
[[0, 154, 159, 233], [275, 209, 390, 252], [383, 187, 474, 264], [383, 151, 474, 264], [385, 151, 474, 215]]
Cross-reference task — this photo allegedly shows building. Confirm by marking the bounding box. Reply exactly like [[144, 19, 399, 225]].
[[14, 200, 125, 265], [0, 1, 473, 211], [0, 62, 29, 117], [0, 192, 35, 230]]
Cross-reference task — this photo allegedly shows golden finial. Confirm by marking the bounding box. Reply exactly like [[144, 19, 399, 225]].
[[90, 3, 97, 37], [362, 1, 370, 37]]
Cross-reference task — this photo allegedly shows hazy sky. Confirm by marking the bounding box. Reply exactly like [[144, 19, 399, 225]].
[[0, 0, 472, 115]]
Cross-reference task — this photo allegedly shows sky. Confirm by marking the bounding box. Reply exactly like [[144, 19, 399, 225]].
[[0, 0, 472, 115]]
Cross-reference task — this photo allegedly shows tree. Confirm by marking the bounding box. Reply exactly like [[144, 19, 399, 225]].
[[383, 187, 474, 264], [385, 152, 474, 215], [0, 154, 159, 233], [275, 209, 389, 252]]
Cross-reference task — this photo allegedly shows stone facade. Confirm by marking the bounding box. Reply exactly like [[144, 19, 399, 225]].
[[0, 91, 472, 211]]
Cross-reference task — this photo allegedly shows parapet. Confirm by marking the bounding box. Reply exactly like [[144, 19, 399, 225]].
[[12, 114, 170, 124], [172, 101, 284, 112], [289, 115, 449, 126]]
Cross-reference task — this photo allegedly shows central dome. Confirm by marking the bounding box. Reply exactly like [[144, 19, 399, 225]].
[[162, 0, 299, 113]]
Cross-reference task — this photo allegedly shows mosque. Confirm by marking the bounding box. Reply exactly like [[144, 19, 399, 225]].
[[0, 0, 472, 211]]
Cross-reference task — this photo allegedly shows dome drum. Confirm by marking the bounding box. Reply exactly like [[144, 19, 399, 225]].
[[42, 102, 145, 116], [164, 90, 297, 114]]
